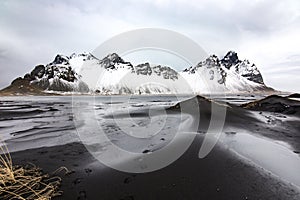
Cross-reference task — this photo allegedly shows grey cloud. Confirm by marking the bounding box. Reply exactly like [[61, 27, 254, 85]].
[[0, 0, 299, 91]]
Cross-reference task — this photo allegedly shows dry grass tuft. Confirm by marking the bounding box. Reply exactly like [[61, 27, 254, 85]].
[[0, 144, 62, 200]]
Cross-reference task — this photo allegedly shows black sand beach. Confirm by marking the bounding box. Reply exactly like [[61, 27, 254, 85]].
[[10, 136, 300, 200], [2, 95, 300, 200]]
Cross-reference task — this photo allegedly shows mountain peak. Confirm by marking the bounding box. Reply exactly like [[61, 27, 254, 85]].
[[224, 50, 238, 58], [98, 53, 131, 70], [51, 54, 70, 65], [103, 53, 124, 63], [221, 51, 240, 69], [207, 54, 220, 62]]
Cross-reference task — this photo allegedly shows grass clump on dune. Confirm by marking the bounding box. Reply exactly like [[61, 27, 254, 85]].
[[0, 144, 62, 200]]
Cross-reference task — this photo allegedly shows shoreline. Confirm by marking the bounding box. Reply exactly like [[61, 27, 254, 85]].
[[0, 89, 292, 97]]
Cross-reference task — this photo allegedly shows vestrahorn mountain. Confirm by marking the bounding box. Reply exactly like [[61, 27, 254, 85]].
[[0, 51, 273, 95]]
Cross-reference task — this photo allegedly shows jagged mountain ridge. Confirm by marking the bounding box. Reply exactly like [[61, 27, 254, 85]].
[[180, 51, 270, 93], [1, 51, 273, 95], [182, 51, 264, 85], [221, 51, 264, 84]]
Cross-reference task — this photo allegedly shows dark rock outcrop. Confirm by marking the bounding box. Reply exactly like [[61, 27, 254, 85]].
[[242, 95, 300, 115]]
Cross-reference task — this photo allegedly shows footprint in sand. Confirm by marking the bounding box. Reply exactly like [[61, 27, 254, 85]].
[[84, 168, 92, 175], [73, 178, 83, 185], [77, 191, 87, 200]]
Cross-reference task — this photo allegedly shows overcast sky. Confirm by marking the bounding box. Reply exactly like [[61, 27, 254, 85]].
[[0, 0, 299, 92]]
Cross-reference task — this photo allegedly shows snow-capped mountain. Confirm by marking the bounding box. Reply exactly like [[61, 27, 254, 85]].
[[20, 54, 89, 92], [77, 53, 192, 94], [2, 51, 273, 95], [221, 51, 264, 84], [180, 51, 269, 93]]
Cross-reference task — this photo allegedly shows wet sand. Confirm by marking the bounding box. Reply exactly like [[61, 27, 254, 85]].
[[10, 135, 300, 200]]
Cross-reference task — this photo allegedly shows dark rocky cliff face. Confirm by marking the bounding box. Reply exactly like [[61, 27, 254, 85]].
[[222, 51, 264, 84], [221, 51, 240, 69]]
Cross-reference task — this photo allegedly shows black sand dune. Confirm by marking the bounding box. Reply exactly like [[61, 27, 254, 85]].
[[288, 93, 300, 98], [168, 95, 261, 130], [168, 95, 300, 152], [178, 95, 300, 150], [242, 95, 300, 116]]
